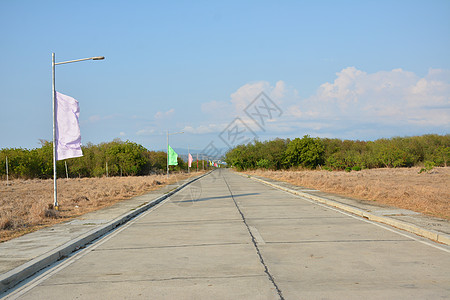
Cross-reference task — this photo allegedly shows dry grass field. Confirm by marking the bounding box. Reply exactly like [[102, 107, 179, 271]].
[[0, 172, 202, 242], [244, 167, 450, 220]]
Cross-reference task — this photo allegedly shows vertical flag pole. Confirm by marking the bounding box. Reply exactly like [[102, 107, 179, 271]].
[[65, 161, 68, 179], [5, 156, 8, 186], [188, 145, 190, 173], [52, 53, 58, 210], [50, 53, 104, 209], [167, 130, 169, 179], [196, 153, 198, 172]]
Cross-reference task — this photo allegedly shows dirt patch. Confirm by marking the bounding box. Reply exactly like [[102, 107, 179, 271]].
[[244, 167, 450, 220], [0, 172, 203, 242]]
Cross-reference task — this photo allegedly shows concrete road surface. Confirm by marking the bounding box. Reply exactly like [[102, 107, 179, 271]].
[[5, 169, 449, 299]]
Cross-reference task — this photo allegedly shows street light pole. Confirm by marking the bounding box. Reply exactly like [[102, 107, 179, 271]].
[[167, 130, 169, 179], [5, 156, 9, 186], [52, 53, 57, 209], [52, 53, 104, 210]]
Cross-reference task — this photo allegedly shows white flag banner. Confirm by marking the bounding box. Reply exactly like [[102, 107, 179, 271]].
[[188, 153, 193, 168], [55, 91, 83, 160]]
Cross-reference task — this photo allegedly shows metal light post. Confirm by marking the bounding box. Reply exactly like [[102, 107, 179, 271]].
[[166, 130, 184, 178], [52, 53, 104, 209], [5, 156, 8, 186]]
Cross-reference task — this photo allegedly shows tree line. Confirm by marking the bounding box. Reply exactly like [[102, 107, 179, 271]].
[[0, 139, 209, 180], [2, 134, 448, 179], [224, 134, 450, 171]]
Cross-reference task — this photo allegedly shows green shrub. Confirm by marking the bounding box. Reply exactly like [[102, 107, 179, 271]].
[[256, 159, 271, 169], [284, 135, 324, 168], [419, 161, 435, 174]]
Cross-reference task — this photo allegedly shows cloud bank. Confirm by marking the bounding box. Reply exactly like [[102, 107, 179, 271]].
[[280, 67, 450, 138], [142, 67, 450, 141]]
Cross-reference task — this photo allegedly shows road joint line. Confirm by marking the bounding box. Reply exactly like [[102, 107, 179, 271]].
[[223, 174, 284, 300]]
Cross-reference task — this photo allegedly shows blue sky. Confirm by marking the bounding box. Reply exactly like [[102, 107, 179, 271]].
[[1, 0, 449, 153]]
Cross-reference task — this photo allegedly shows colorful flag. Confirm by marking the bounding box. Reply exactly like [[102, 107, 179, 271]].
[[55, 92, 83, 160], [168, 145, 178, 165], [188, 153, 193, 168]]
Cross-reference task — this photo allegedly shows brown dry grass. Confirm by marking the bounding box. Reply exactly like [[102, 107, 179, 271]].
[[244, 167, 450, 220], [0, 172, 203, 242]]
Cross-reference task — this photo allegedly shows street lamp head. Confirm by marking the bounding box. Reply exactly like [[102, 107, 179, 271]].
[[92, 56, 105, 60]]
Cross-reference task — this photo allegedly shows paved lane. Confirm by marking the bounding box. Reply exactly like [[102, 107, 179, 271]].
[[224, 171, 450, 299], [8, 170, 450, 299]]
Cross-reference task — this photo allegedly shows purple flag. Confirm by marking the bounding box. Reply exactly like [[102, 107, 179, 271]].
[[55, 92, 83, 160]]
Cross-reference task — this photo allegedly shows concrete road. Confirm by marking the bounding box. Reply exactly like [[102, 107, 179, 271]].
[[6, 170, 450, 299]]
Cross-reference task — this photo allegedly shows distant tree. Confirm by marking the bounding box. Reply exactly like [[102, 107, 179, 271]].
[[256, 158, 271, 169], [371, 138, 414, 168], [285, 135, 324, 168], [144, 151, 167, 173]]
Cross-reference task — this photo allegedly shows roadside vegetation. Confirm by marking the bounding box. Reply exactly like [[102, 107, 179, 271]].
[[0, 139, 210, 180], [225, 134, 449, 171]]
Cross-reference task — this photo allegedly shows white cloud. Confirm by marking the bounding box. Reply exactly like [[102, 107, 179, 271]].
[[192, 69, 449, 141], [89, 115, 101, 122], [201, 100, 231, 115], [182, 123, 224, 134], [154, 108, 175, 120], [200, 80, 296, 123], [230, 81, 271, 112], [270, 80, 287, 102], [286, 106, 319, 119], [136, 128, 155, 136], [229, 80, 290, 112], [288, 67, 450, 129], [84, 114, 119, 124], [119, 132, 126, 136]]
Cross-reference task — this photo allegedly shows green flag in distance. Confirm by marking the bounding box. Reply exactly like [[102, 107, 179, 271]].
[[168, 145, 178, 165]]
